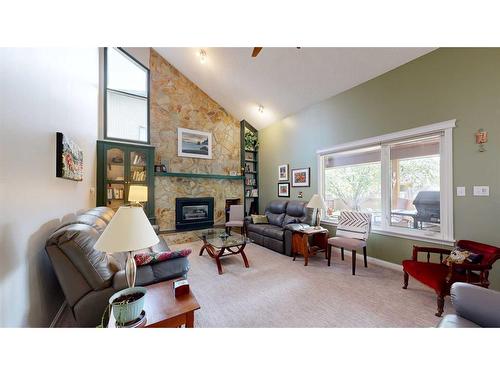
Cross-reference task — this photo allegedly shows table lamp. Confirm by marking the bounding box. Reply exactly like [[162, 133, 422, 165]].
[[94, 206, 159, 288], [307, 194, 327, 229], [128, 185, 148, 207]]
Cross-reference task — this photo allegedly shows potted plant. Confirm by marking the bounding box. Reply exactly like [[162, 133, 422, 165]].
[[244, 131, 259, 151], [108, 287, 147, 326]]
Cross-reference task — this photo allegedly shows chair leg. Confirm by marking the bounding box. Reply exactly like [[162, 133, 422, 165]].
[[436, 294, 445, 317], [327, 244, 331, 267], [363, 246, 367, 268], [341, 247, 344, 261], [402, 271, 409, 289], [351, 250, 356, 275]]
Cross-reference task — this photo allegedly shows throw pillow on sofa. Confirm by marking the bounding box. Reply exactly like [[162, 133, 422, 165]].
[[251, 214, 269, 224], [134, 248, 192, 266]]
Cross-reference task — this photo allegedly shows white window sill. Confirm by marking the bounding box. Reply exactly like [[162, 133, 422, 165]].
[[320, 220, 455, 247]]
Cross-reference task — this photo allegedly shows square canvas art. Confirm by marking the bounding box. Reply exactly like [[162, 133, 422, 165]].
[[178, 127, 212, 159], [292, 168, 310, 187], [56, 132, 83, 181]]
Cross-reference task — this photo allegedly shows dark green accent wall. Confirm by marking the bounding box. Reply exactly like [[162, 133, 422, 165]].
[[259, 48, 500, 289]]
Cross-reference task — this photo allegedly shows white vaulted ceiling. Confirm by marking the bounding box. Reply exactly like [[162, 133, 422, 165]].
[[154, 47, 435, 129]]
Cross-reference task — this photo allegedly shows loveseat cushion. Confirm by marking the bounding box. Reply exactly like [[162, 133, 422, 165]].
[[266, 212, 285, 227], [247, 223, 284, 240]]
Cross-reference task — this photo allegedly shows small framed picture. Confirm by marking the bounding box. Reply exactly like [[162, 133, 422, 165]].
[[278, 182, 290, 197], [278, 164, 289, 181], [292, 168, 310, 187]]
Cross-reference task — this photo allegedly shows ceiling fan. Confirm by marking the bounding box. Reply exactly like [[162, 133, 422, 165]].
[[251, 47, 301, 58]]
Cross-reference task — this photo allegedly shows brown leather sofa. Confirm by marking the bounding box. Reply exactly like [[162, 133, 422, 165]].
[[45, 207, 189, 327], [245, 200, 315, 256]]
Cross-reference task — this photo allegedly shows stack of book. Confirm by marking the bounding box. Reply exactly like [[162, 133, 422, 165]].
[[107, 187, 124, 200]]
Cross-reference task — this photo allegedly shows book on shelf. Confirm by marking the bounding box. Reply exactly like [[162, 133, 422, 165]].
[[251, 188, 258, 197]]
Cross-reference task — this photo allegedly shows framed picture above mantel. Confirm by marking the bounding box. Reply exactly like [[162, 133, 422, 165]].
[[178, 127, 212, 159]]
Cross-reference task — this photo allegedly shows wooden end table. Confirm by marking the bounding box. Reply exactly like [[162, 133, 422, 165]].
[[108, 279, 200, 328], [292, 228, 330, 266], [198, 229, 250, 275]]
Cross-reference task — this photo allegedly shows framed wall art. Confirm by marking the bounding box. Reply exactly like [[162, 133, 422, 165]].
[[291, 167, 310, 187], [278, 182, 290, 197], [278, 164, 289, 181], [56, 132, 83, 181], [178, 127, 212, 159]]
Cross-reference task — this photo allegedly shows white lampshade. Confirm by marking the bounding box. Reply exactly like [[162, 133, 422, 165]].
[[307, 194, 327, 210], [128, 185, 148, 203], [94, 206, 159, 254]]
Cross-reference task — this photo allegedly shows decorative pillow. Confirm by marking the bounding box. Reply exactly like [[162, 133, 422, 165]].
[[134, 248, 192, 266], [266, 212, 285, 227], [443, 248, 470, 266], [251, 214, 269, 224]]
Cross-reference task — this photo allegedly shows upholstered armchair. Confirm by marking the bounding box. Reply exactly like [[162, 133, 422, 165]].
[[402, 240, 500, 317]]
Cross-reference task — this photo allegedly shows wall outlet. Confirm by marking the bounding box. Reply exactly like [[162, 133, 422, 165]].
[[456, 186, 466, 196], [473, 186, 489, 196]]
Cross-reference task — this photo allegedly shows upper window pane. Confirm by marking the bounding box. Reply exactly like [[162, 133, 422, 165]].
[[106, 91, 147, 142], [107, 47, 147, 97], [323, 146, 381, 225], [389, 135, 440, 232]]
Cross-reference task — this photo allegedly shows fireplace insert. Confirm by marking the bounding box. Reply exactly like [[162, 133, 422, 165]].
[[175, 197, 214, 231]]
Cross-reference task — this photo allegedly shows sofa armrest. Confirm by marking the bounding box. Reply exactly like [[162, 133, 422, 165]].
[[244, 216, 253, 225], [451, 282, 500, 327]]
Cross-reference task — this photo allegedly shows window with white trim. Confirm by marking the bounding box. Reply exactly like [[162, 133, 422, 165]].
[[318, 121, 454, 244], [104, 47, 149, 143]]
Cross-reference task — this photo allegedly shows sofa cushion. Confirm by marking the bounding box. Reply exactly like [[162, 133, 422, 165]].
[[266, 200, 288, 214], [266, 212, 285, 227], [247, 223, 284, 240], [437, 314, 480, 328], [283, 214, 299, 226]]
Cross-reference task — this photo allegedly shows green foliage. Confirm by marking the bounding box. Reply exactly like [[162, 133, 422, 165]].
[[244, 131, 259, 151], [325, 163, 380, 211], [398, 157, 439, 191]]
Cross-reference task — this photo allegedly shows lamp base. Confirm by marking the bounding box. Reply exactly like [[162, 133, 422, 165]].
[[126, 251, 137, 288]]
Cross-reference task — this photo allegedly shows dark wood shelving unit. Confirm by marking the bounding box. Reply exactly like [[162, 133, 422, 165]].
[[241, 120, 259, 216]]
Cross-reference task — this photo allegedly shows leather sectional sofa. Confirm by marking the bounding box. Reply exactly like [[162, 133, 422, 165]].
[[45, 207, 189, 327], [245, 200, 315, 256]]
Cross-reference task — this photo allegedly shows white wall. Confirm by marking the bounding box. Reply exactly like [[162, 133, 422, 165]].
[[0, 48, 99, 327]]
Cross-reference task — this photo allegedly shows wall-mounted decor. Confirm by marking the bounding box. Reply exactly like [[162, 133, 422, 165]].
[[291, 168, 310, 187], [278, 164, 289, 181], [475, 128, 488, 152], [178, 127, 212, 159], [56, 132, 83, 181], [278, 182, 290, 197], [297, 191, 303, 199]]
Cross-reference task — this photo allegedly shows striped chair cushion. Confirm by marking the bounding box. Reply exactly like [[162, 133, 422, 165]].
[[336, 211, 372, 240]]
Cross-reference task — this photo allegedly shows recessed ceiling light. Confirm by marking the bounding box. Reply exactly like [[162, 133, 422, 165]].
[[199, 49, 207, 64], [258, 105, 264, 114]]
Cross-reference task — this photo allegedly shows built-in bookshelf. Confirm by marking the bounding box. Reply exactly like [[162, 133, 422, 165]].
[[97, 140, 155, 222], [241, 120, 259, 216]]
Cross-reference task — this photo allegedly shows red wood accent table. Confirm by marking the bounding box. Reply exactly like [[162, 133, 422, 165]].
[[292, 228, 330, 266], [108, 279, 200, 328]]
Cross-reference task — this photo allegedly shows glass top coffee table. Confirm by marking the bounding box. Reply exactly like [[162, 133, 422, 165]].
[[198, 229, 251, 275]]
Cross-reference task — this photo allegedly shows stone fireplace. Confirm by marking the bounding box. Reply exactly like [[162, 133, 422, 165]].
[[175, 197, 214, 231]]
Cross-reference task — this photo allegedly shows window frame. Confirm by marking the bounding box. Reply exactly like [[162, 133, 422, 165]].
[[317, 119, 455, 246], [103, 47, 150, 144]]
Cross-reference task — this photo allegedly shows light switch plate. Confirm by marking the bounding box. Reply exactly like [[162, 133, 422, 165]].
[[456, 187, 466, 196], [473, 186, 489, 196]]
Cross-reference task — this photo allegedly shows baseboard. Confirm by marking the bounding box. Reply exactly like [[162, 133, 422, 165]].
[[49, 301, 67, 328], [330, 247, 403, 272]]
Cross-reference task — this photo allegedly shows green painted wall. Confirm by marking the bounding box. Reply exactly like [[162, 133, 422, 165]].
[[259, 48, 500, 289]]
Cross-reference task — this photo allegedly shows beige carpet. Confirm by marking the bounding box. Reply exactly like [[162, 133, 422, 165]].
[[169, 240, 453, 328]]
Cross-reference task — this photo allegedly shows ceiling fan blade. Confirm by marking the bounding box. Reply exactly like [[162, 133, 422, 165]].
[[252, 47, 263, 57]]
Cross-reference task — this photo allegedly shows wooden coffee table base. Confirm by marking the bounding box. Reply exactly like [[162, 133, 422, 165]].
[[199, 242, 249, 275]]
